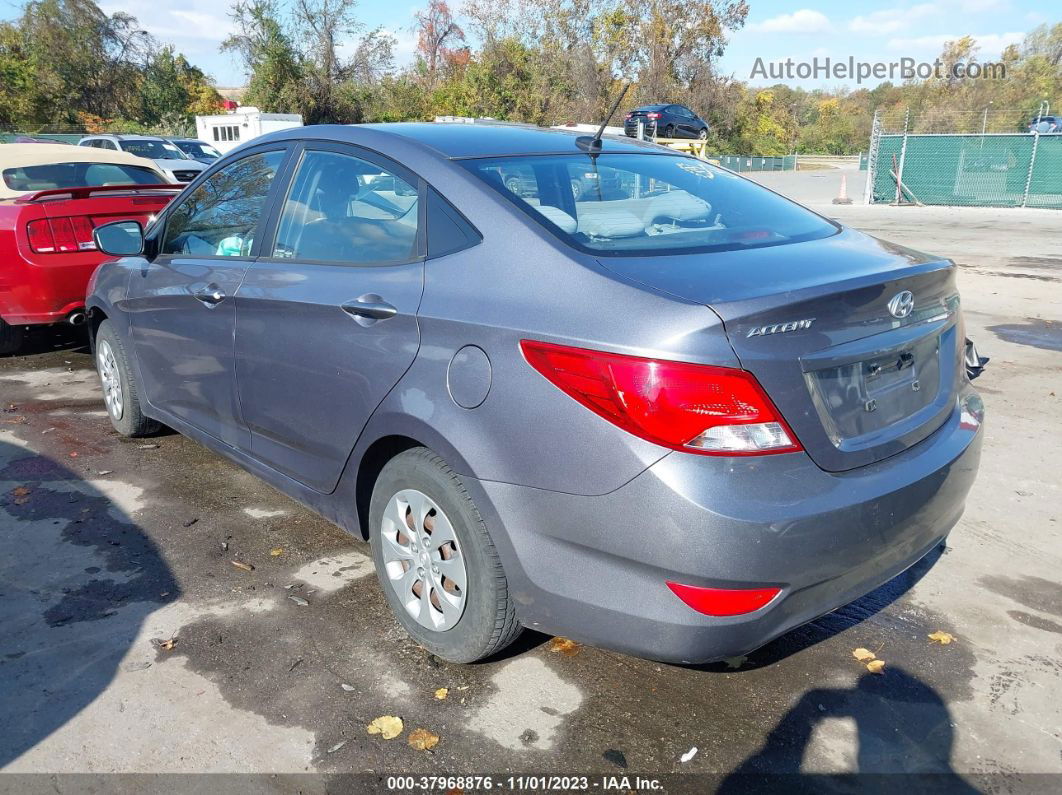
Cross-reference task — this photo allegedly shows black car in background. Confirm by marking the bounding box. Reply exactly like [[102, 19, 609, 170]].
[[1027, 115, 1060, 133], [624, 104, 709, 140]]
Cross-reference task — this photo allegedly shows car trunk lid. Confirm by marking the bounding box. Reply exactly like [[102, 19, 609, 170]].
[[597, 227, 965, 471]]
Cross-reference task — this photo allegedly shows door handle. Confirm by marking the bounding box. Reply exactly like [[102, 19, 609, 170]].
[[341, 296, 397, 321], [194, 284, 225, 306]]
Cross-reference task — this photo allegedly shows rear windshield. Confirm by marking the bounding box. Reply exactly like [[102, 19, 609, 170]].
[[2, 162, 165, 192], [122, 140, 186, 160], [460, 153, 837, 255]]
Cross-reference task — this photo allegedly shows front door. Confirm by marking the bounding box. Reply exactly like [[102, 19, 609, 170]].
[[125, 148, 288, 447], [235, 145, 425, 492]]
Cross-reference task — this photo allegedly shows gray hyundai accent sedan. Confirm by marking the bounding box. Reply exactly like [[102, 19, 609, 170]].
[[86, 123, 985, 664]]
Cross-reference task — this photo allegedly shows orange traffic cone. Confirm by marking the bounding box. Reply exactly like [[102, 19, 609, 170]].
[[832, 174, 853, 204]]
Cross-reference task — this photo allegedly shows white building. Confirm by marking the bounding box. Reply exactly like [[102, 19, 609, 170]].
[[194, 107, 303, 154]]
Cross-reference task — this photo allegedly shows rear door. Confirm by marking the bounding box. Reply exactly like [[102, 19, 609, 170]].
[[234, 143, 425, 492], [126, 146, 290, 447]]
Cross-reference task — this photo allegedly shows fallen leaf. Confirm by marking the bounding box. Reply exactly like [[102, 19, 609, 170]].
[[97, 470, 112, 476], [288, 595, 309, 606], [341, 683, 356, 692], [151, 637, 177, 651], [434, 687, 449, 700], [231, 560, 255, 572], [852, 648, 876, 662], [928, 630, 955, 645], [41, 427, 56, 434], [68, 451, 78, 458], [866, 659, 885, 674], [680, 746, 698, 763], [408, 727, 439, 751], [724, 655, 747, 669], [270, 547, 284, 556], [327, 740, 347, 754], [12, 487, 30, 497], [549, 636, 581, 655], [367, 715, 403, 740], [137, 443, 159, 450]]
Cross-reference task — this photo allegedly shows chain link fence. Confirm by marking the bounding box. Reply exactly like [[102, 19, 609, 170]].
[[865, 109, 1062, 208]]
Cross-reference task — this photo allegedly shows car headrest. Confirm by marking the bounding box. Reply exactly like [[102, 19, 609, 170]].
[[534, 205, 578, 234], [642, 191, 711, 226], [578, 210, 644, 239]]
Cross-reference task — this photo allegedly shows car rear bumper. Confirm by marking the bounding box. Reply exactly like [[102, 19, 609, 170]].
[[465, 388, 983, 663], [0, 258, 98, 325]]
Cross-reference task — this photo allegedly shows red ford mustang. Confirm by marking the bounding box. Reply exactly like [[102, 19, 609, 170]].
[[0, 144, 182, 354]]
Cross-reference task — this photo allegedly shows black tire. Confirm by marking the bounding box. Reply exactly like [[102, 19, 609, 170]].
[[698, 127, 709, 140], [664, 124, 675, 138], [0, 318, 24, 356], [95, 320, 160, 437], [369, 447, 522, 663]]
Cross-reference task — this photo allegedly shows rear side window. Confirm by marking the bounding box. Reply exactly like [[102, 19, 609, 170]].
[[161, 150, 284, 257], [461, 153, 837, 255], [2, 162, 164, 192], [270, 149, 420, 265]]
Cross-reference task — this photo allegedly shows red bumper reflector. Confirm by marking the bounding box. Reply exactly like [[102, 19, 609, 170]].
[[666, 581, 780, 616]]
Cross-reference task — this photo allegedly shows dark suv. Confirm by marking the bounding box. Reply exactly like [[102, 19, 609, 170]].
[[1027, 115, 1060, 133], [624, 104, 709, 140]]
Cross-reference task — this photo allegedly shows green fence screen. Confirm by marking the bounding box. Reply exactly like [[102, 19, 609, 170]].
[[711, 154, 797, 172], [871, 133, 1062, 208]]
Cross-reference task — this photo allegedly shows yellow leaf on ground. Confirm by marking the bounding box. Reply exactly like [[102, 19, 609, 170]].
[[367, 715, 403, 740], [928, 630, 955, 645], [231, 560, 255, 572], [549, 637, 581, 655], [866, 659, 885, 674], [434, 687, 449, 700], [270, 547, 284, 556], [852, 648, 876, 662], [408, 727, 440, 751]]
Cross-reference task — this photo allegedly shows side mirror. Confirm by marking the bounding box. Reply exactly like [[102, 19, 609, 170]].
[[93, 220, 144, 257]]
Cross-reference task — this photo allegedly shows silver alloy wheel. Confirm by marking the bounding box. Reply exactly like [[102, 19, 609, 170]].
[[380, 489, 467, 631], [97, 340, 124, 421]]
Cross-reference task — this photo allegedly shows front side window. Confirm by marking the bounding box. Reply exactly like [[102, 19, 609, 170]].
[[271, 149, 419, 265], [461, 153, 837, 255], [161, 150, 285, 257]]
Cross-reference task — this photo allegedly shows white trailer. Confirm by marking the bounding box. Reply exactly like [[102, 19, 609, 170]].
[[194, 107, 303, 154]]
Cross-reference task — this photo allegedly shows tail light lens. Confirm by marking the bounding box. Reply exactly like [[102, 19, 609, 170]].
[[520, 340, 802, 455], [26, 216, 98, 253], [666, 581, 781, 616], [624, 113, 632, 120]]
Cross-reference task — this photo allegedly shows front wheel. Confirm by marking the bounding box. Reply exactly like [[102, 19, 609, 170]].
[[95, 320, 160, 437], [698, 127, 709, 140], [369, 448, 522, 663], [0, 318, 24, 356]]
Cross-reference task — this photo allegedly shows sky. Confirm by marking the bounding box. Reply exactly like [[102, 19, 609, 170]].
[[0, 0, 1054, 90]]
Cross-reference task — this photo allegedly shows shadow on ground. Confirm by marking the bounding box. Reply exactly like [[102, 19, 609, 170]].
[[0, 438, 179, 766]]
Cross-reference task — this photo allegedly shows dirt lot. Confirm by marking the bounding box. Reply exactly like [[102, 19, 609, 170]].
[[1, 183, 1060, 791]]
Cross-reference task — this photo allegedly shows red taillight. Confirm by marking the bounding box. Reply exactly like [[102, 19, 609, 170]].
[[25, 216, 97, 253], [666, 581, 781, 616], [26, 219, 55, 253], [625, 113, 632, 120], [647, 112, 660, 119], [519, 340, 802, 455]]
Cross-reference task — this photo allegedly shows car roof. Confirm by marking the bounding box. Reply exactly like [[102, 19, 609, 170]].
[[350, 122, 667, 159], [0, 144, 164, 198], [634, 104, 670, 111]]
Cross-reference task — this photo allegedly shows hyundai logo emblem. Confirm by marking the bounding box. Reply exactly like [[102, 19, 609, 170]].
[[887, 290, 915, 319]]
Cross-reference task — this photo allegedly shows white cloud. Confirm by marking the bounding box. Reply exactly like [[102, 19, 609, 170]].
[[748, 9, 832, 34], [99, 1, 237, 49], [849, 4, 937, 35]]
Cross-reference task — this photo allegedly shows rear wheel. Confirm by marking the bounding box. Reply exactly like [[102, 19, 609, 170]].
[[369, 447, 522, 663], [664, 124, 675, 138], [95, 320, 160, 437], [0, 318, 24, 356]]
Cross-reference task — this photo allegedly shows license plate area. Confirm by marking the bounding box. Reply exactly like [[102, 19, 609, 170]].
[[805, 334, 942, 446]]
